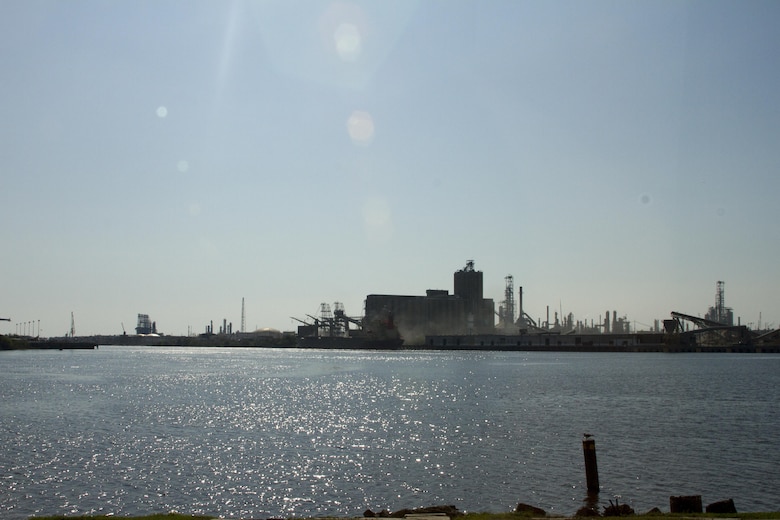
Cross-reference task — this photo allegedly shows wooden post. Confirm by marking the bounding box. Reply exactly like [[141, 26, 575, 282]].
[[582, 436, 599, 494]]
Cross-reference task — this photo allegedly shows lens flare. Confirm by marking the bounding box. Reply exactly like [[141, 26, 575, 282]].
[[334, 23, 361, 62], [347, 110, 374, 145]]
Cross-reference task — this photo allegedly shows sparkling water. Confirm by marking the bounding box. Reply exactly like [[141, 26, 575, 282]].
[[1, 347, 778, 519]]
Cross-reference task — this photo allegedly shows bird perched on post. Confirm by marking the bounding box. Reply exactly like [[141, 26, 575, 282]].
[[583, 433, 593, 439]]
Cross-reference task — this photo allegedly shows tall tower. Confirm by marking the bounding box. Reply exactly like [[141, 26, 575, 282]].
[[454, 260, 483, 300], [705, 281, 733, 325], [452, 260, 493, 333], [502, 275, 515, 329], [319, 303, 334, 336], [715, 281, 725, 323], [241, 297, 246, 333]]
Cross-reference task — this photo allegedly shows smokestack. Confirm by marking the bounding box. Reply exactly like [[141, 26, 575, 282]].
[[519, 286, 524, 321]]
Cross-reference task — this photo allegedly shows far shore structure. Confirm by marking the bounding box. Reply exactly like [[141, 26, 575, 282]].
[[302, 261, 778, 352], [8, 261, 780, 352], [362, 260, 658, 346], [365, 260, 495, 345]]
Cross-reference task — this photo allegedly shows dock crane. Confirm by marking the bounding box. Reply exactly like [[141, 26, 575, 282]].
[[291, 302, 366, 338]]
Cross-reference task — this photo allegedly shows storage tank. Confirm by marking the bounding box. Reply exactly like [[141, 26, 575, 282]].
[[453, 260, 483, 300]]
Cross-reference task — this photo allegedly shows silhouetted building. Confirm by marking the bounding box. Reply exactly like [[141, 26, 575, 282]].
[[364, 260, 495, 344], [135, 313, 157, 335]]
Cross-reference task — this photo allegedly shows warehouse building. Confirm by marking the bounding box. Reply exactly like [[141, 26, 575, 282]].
[[364, 260, 495, 344]]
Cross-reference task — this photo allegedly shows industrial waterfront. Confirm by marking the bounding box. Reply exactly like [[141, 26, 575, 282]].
[[5, 261, 777, 353]]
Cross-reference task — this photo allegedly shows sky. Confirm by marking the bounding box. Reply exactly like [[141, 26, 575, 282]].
[[1, 0, 779, 337]]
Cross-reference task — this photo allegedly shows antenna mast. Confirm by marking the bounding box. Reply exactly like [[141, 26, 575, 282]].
[[70, 312, 75, 337]]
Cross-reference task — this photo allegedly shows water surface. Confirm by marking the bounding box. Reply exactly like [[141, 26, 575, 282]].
[[1, 347, 778, 519]]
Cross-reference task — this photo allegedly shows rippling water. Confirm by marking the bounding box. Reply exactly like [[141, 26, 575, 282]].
[[1, 347, 778, 519]]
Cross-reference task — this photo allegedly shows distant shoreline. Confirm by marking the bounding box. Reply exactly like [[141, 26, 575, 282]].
[[0, 335, 97, 350], [4, 332, 780, 353]]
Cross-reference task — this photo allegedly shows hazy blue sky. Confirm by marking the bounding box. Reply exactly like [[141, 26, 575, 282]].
[[2, 0, 779, 336]]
